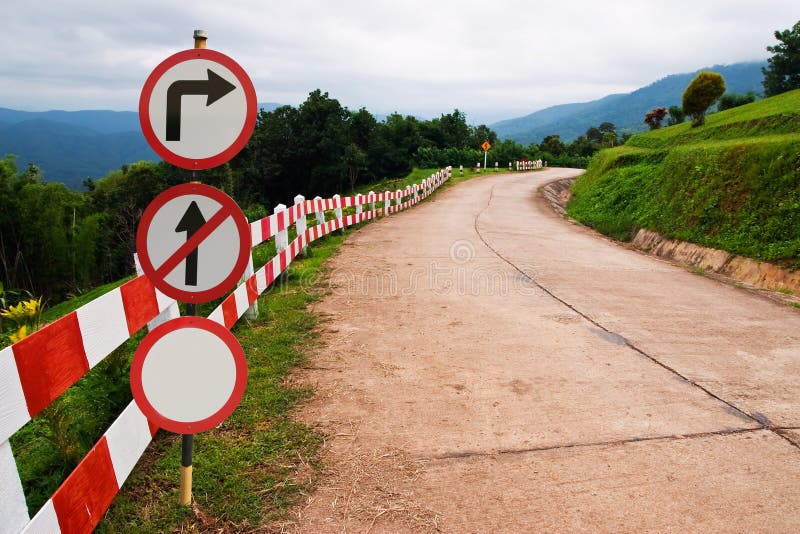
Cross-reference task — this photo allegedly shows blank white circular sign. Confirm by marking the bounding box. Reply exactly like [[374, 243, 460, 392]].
[[131, 317, 247, 434]]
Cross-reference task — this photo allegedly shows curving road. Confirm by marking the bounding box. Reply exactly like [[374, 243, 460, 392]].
[[287, 168, 800, 531]]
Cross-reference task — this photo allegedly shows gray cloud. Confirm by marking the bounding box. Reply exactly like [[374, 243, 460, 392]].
[[1, 0, 797, 123]]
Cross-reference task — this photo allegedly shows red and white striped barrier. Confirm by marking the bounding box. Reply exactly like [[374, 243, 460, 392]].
[[515, 159, 544, 171], [1, 166, 451, 534]]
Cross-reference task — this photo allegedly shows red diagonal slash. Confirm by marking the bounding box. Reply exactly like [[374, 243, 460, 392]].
[[154, 206, 231, 281]]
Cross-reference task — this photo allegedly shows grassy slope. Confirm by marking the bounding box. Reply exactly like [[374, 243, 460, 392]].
[[567, 89, 800, 266]]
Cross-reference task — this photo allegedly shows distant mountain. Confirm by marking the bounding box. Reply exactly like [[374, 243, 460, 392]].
[[0, 102, 283, 189], [492, 61, 767, 145]]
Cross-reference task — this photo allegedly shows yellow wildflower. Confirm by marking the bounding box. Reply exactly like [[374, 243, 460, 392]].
[[9, 325, 28, 344]]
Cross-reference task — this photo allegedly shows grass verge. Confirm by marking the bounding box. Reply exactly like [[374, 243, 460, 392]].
[[97, 232, 346, 532], [568, 89, 800, 265]]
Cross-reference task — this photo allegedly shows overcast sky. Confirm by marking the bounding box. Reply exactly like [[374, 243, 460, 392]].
[[2, 1, 798, 124]]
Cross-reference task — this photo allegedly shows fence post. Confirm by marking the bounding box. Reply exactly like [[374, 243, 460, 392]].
[[459, 164, 463, 175], [495, 162, 498, 172], [275, 203, 288, 254], [477, 162, 481, 173], [396, 189, 403, 210], [355, 193, 362, 218], [384, 190, 391, 215], [294, 194, 307, 256], [368, 191, 376, 214], [313, 196, 325, 226], [332, 194, 343, 222], [242, 247, 259, 320]]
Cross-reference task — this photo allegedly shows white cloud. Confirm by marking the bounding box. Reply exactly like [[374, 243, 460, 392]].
[[1, 0, 797, 123]]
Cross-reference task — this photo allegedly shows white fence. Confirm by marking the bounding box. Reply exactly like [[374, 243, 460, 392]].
[[516, 159, 544, 171], [0, 167, 451, 534]]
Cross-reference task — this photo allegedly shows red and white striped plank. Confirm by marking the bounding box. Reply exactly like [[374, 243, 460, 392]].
[[250, 200, 311, 248], [22, 401, 157, 534], [0, 275, 175, 446], [1, 438, 28, 533]]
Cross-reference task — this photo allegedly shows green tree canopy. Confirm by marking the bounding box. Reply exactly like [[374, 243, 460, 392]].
[[718, 91, 756, 111], [762, 20, 800, 97], [667, 105, 686, 126], [682, 71, 726, 127], [540, 135, 566, 156]]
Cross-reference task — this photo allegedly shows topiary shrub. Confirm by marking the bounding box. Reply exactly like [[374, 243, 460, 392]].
[[682, 71, 726, 127]]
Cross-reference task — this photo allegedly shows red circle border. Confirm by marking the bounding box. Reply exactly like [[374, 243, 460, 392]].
[[139, 48, 257, 170], [136, 182, 251, 304], [130, 316, 248, 434]]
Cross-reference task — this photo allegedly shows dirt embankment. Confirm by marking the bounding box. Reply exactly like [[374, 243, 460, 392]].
[[542, 177, 800, 301]]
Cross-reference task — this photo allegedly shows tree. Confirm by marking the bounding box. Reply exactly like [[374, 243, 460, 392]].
[[343, 143, 367, 192], [539, 135, 566, 156], [667, 106, 685, 126], [682, 71, 726, 127], [598, 122, 616, 134], [585, 127, 603, 144], [469, 124, 497, 148], [601, 131, 618, 148], [439, 109, 471, 148], [717, 91, 756, 111], [644, 107, 668, 130], [568, 136, 596, 157], [762, 20, 800, 97]]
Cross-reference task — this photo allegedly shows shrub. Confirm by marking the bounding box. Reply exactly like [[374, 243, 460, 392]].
[[682, 72, 726, 127], [644, 107, 668, 130], [718, 91, 756, 111], [667, 106, 686, 126]]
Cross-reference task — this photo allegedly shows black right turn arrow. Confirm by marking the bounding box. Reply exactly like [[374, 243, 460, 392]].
[[174, 200, 207, 286], [165, 69, 236, 141]]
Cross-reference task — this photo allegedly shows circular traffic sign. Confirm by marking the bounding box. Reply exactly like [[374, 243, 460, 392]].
[[131, 316, 248, 434], [139, 48, 257, 169], [136, 182, 250, 303]]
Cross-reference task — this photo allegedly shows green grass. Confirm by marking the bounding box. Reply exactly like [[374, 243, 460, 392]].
[[568, 89, 800, 265], [97, 233, 344, 532]]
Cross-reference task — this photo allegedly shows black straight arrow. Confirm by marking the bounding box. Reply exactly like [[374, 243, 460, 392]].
[[165, 69, 236, 141], [174, 201, 206, 286]]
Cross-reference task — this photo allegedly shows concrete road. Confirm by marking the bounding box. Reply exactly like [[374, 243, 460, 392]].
[[285, 169, 800, 532]]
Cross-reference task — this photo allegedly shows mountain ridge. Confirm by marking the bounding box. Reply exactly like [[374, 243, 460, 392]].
[[0, 103, 283, 189], [492, 61, 767, 145]]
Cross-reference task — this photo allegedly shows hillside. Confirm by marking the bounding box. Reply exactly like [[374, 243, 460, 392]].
[[567, 89, 800, 265], [0, 103, 281, 189], [493, 61, 766, 144]]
